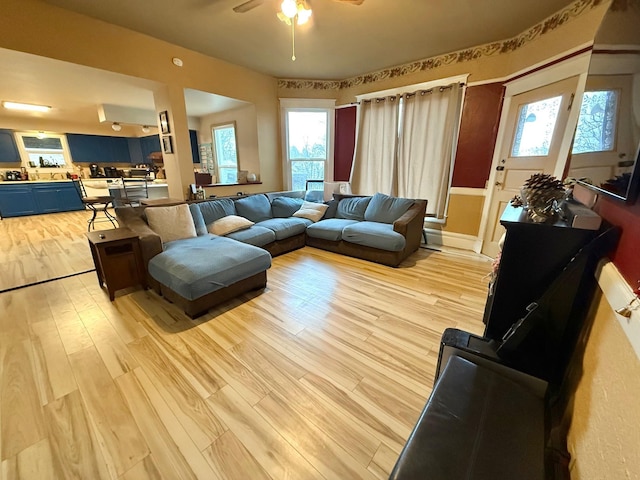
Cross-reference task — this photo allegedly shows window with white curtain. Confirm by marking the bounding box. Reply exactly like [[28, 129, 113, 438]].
[[280, 98, 336, 190], [351, 77, 465, 219]]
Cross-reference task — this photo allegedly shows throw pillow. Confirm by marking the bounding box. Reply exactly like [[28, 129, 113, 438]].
[[364, 192, 415, 224], [207, 215, 254, 236], [292, 201, 329, 223], [336, 196, 371, 221], [145, 204, 197, 244], [271, 196, 304, 217]]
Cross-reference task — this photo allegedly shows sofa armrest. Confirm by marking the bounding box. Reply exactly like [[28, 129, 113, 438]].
[[394, 200, 427, 253], [115, 207, 163, 268]]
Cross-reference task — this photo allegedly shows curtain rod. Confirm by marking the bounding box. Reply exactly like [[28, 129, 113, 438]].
[[352, 82, 465, 105]]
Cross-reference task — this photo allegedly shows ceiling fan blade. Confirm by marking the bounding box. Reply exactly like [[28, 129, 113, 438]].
[[233, 0, 264, 13], [333, 0, 365, 5]]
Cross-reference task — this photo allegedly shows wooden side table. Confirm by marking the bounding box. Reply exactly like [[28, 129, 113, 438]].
[[86, 228, 146, 300]]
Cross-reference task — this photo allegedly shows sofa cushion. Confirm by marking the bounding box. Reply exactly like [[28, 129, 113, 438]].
[[323, 199, 338, 219], [342, 221, 406, 251], [235, 194, 273, 223], [336, 196, 371, 221], [148, 235, 271, 301], [226, 225, 276, 247], [189, 204, 207, 236], [271, 196, 304, 218], [265, 191, 305, 202], [306, 218, 359, 241], [292, 201, 329, 223], [208, 215, 254, 236], [305, 190, 324, 203], [364, 193, 414, 224], [145, 204, 197, 244], [198, 198, 237, 224], [255, 218, 310, 240]]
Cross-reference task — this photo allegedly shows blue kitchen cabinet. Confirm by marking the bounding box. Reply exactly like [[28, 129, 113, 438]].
[[0, 182, 83, 218], [67, 134, 132, 164], [128, 138, 144, 165], [140, 135, 161, 162], [33, 182, 83, 213], [0, 185, 39, 217], [0, 129, 20, 163], [190, 129, 200, 163]]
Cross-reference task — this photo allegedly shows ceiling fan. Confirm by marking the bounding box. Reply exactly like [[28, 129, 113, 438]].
[[233, 0, 365, 14]]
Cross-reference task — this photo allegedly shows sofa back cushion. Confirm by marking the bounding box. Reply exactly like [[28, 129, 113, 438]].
[[145, 204, 197, 244], [271, 196, 304, 218], [336, 196, 371, 221], [235, 194, 273, 223], [364, 192, 415, 224], [198, 198, 236, 225]]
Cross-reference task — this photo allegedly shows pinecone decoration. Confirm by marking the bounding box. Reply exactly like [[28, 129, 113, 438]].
[[521, 173, 566, 222]]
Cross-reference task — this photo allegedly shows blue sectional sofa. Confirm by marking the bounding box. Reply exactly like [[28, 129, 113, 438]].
[[116, 191, 427, 317]]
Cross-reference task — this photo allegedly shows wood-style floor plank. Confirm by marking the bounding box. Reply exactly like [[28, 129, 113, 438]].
[[68, 346, 148, 478], [43, 390, 111, 480], [0, 210, 492, 480]]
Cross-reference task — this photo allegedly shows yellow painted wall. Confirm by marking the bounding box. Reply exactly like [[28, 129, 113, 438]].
[[567, 294, 640, 479], [428, 194, 485, 237]]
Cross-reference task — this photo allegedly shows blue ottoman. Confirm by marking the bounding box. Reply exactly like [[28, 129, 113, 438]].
[[148, 234, 271, 317]]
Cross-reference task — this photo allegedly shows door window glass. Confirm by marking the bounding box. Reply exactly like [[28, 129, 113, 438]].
[[511, 96, 562, 157], [571, 90, 618, 154]]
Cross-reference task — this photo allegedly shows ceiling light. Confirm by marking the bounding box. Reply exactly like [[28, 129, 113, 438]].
[[111, 122, 122, 132], [278, 0, 312, 61], [141, 125, 151, 133], [36, 131, 46, 139], [281, 0, 298, 18], [3, 101, 51, 112]]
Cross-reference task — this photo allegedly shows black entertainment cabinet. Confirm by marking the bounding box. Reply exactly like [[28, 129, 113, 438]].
[[479, 203, 618, 387]]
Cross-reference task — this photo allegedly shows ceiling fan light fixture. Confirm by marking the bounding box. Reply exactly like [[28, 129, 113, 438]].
[[281, 0, 298, 18], [296, 5, 312, 25]]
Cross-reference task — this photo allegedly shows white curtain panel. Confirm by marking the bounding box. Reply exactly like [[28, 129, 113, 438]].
[[351, 96, 400, 195], [397, 83, 462, 218]]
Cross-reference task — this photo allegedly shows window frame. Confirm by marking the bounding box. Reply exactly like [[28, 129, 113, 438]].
[[211, 121, 239, 185], [280, 99, 335, 191], [15, 132, 73, 169]]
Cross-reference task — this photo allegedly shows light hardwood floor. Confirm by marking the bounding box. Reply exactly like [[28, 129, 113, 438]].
[[0, 211, 491, 479]]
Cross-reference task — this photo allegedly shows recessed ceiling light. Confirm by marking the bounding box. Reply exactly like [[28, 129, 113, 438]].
[[36, 131, 46, 139], [3, 101, 51, 112], [111, 122, 122, 131], [141, 125, 151, 133]]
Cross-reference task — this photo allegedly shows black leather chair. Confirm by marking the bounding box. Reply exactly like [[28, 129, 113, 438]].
[[72, 179, 118, 231]]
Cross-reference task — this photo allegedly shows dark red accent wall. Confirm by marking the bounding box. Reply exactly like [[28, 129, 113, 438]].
[[334, 106, 357, 182], [452, 83, 505, 188], [594, 197, 640, 286]]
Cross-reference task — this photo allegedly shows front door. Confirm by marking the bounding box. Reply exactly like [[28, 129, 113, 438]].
[[482, 76, 579, 258]]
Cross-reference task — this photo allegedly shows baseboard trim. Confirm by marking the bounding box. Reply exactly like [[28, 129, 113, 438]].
[[596, 260, 640, 361], [423, 228, 482, 253]]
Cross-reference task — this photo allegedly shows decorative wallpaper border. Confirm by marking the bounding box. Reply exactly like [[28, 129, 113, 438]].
[[277, 0, 607, 91]]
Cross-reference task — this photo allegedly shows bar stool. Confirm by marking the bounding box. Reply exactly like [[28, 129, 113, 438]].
[[72, 179, 118, 231]]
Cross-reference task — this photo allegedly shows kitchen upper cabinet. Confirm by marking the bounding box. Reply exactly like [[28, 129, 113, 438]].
[[139, 135, 161, 162], [0, 129, 20, 163], [67, 133, 131, 164]]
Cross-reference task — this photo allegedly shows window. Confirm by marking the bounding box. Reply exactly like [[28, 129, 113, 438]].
[[511, 96, 562, 157], [281, 99, 335, 191], [572, 89, 618, 154], [17, 133, 70, 167], [212, 122, 239, 184]]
